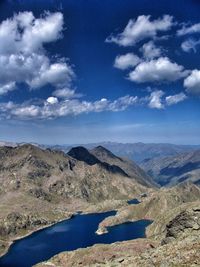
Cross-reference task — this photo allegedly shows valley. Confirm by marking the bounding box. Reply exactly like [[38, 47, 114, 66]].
[[140, 149, 200, 186], [0, 142, 199, 266], [0, 143, 153, 259]]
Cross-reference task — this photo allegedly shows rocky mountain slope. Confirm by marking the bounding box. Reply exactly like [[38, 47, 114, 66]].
[[68, 146, 156, 187], [0, 144, 152, 256], [140, 149, 200, 186], [0, 144, 152, 203]]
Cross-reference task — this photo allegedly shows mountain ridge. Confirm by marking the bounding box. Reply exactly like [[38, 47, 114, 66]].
[[140, 149, 200, 187], [1, 141, 200, 163]]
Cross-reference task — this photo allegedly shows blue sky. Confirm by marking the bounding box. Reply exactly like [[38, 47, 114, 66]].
[[0, 0, 200, 144]]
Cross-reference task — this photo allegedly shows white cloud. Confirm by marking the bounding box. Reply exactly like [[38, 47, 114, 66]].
[[165, 93, 187, 105], [53, 88, 82, 99], [109, 95, 138, 111], [184, 69, 200, 94], [0, 82, 16, 95], [28, 61, 74, 89], [148, 90, 164, 109], [177, 22, 200, 36], [0, 12, 74, 94], [140, 41, 162, 59], [0, 53, 74, 90], [114, 53, 140, 70], [106, 15, 174, 46], [128, 57, 186, 83], [46, 97, 59, 105], [181, 38, 200, 53], [0, 11, 63, 54], [12, 105, 40, 118], [0, 95, 138, 120]]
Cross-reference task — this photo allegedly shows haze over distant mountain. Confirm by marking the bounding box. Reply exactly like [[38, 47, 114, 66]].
[[0, 141, 17, 147], [140, 150, 200, 187], [1, 141, 199, 163], [47, 142, 200, 163]]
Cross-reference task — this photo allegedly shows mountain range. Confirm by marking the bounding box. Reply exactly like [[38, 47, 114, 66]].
[[140, 149, 200, 187], [47, 142, 200, 163], [1, 141, 199, 163]]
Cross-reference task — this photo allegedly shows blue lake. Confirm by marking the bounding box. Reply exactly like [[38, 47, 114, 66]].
[[0, 211, 152, 267], [127, 198, 141, 205]]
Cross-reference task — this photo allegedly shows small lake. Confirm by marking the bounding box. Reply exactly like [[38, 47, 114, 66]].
[[127, 198, 140, 205], [0, 211, 152, 267]]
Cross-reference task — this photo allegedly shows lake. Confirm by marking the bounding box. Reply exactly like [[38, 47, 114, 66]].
[[0, 211, 152, 267], [127, 198, 141, 205]]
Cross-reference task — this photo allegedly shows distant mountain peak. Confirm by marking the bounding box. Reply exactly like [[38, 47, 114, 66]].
[[67, 146, 100, 166], [91, 145, 120, 160]]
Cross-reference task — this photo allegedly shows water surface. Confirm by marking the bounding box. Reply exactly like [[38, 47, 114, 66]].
[[0, 211, 152, 267], [127, 198, 140, 205]]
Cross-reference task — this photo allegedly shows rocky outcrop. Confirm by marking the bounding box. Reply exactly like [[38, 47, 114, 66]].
[[34, 239, 158, 267], [162, 207, 200, 244], [29, 188, 52, 202]]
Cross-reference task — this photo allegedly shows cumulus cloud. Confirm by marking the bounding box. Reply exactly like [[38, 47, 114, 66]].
[[140, 41, 162, 59], [46, 97, 59, 105], [12, 105, 40, 118], [145, 91, 187, 109], [128, 57, 186, 83], [184, 70, 200, 94], [0, 95, 138, 120], [0, 11, 74, 93], [106, 15, 174, 46], [114, 53, 140, 70], [0, 88, 187, 118], [0, 11, 63, 54], [181, 38, 200, 53], [0, 53, 74, 90], [165, 93, 187, 105], [0, 82, 16, 95], [28, 61, 74, 89], [53, 88, 83, 99], [177, 22, 200, 36], [148, 90, 164, 109]]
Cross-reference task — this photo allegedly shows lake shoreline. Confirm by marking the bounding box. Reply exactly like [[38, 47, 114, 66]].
[[0, 212, 75, 258], [0, 198, 142, 262], [0, 211, 152, 267]]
